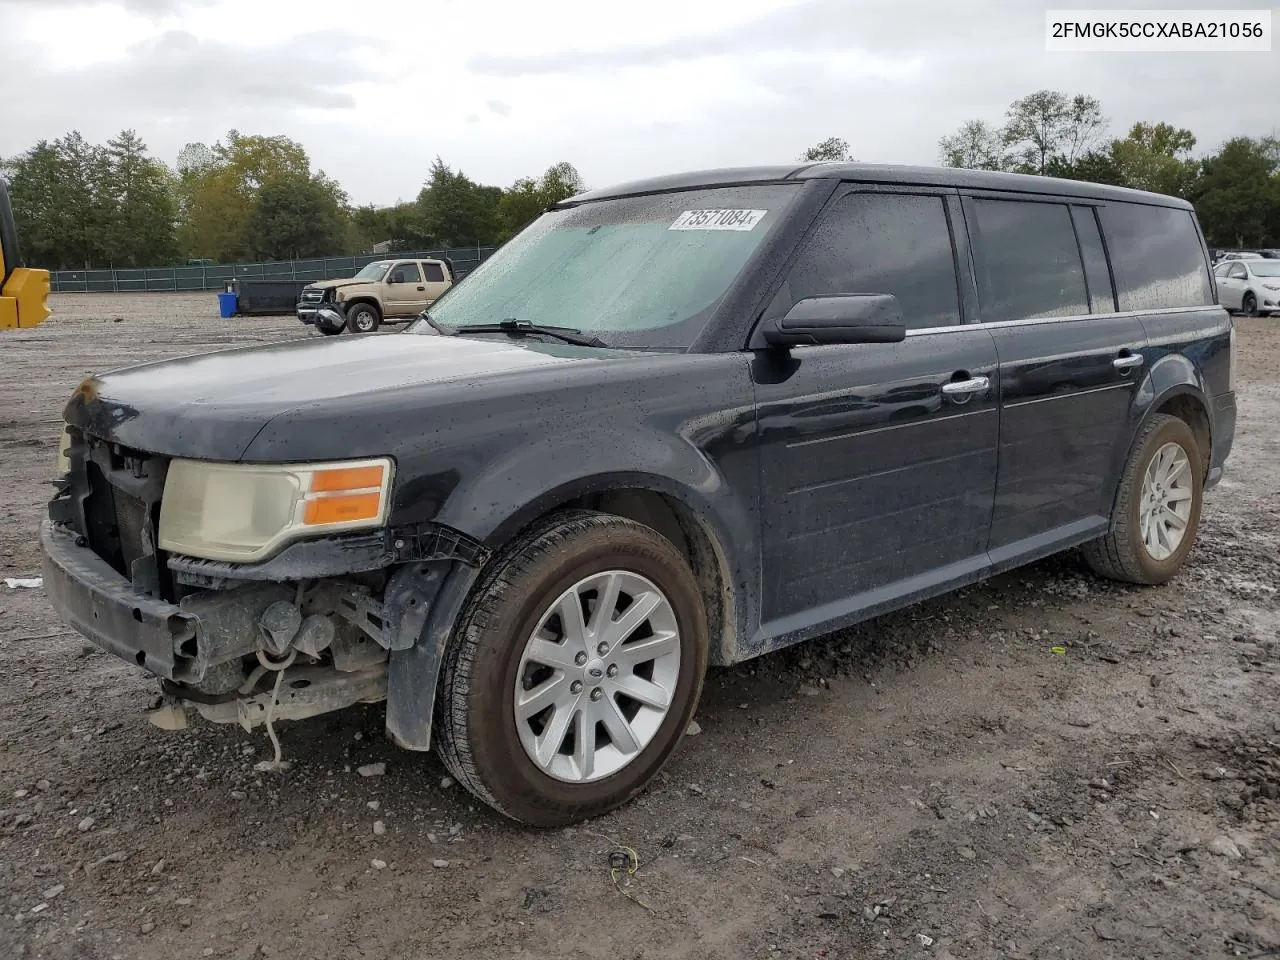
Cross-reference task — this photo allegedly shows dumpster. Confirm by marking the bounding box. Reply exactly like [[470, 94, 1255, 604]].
[[217, 291, 238, 318], [233, 279, 311, 316]]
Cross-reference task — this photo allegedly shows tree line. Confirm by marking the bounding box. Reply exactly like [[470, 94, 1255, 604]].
[[804, 89, 1280, 248], [7, 95, 1276, 271], [1, 130, 585, 271]]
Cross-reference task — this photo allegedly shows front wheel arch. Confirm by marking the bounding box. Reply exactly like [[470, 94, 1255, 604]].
[[471, 477, 742, 667]]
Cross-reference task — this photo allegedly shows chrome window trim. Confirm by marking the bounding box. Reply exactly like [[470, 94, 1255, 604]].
[[903, 304, 1214, 337]]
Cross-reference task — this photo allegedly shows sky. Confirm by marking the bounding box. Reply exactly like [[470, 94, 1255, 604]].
[[1, 0, 1276, 207]]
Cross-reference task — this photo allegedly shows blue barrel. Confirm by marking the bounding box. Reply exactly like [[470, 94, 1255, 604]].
[[217, 292, 238, 318]]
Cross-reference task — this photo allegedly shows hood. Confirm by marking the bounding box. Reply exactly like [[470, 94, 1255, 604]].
[[65, 332, 635, 461], [305, 278, 367, 291]]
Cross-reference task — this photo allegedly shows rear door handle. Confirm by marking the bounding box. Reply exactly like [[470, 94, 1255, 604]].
[[941, 375, 990, 397], [416, 286, 425, 291], [1113, 354, 1144, 371]]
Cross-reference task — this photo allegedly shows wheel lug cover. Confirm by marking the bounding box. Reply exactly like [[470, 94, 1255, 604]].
[[607, 664, 618, 678], [570, 680, 583, 694], [575, 652, 588, 666], [590, 688, 603, 702], [597, 642, 609, 655]]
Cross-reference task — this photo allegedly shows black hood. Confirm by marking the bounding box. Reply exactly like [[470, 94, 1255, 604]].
[[64, 332, 633, 461]]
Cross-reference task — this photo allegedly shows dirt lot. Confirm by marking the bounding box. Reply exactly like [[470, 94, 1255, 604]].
[[1, 293, 1278, 960]]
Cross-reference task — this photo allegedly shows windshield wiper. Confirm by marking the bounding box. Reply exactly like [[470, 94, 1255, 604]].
[[459, 319, 607, 348]]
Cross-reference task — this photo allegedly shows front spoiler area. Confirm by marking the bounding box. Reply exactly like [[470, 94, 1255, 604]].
[[41, 519, 196, 680], [40, 518, 293, 683]]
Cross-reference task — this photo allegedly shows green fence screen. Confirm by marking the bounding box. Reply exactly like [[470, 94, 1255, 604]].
[[50, 248, 498, 293]]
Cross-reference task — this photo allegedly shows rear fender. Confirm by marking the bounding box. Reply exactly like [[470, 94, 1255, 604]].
[[1102, 353, 1212, 526]]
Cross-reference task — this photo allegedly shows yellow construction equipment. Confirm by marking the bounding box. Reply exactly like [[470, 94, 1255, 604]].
[[0, 178, 50, 330]]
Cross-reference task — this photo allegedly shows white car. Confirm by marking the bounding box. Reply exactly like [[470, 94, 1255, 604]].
[[1214, 258, 1280, 316]]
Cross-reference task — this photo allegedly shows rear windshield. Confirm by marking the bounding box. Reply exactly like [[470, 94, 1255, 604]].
[[413, 184, 800, 349]]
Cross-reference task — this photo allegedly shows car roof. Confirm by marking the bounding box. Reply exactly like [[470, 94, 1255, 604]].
[[563, 162, 1193, 209]]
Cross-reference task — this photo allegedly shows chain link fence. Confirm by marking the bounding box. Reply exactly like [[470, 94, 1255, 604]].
[[50, 247, 498, 294]]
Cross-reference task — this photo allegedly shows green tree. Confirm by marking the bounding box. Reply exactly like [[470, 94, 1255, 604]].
[[418, 158, 503, 247], [799, 137, 854, 162], [939, 120, 1010, 171], [1193, 137, 1280, 247], [101, 130, 178, 267], [1109, 122, 1198, 196], [1044, 149, 1126, 186], [6, 132, 113, 269], [247, 175, 348, 260], [176, 130, 316, 261], [1003, 90, 1107, 175], [497, 161, 585, 238]]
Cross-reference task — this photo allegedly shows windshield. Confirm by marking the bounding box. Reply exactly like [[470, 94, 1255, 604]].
[[412, 183, 800, 349], [1249, 261, 1280, 277], [353, 261, 391, 281]]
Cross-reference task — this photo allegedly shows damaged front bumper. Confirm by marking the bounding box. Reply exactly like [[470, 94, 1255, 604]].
[[39, 517, 471, 741]]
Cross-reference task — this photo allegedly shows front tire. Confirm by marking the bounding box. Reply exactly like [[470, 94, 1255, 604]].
[[345, 303, 381, 333], [1242, 292, 1258, 317], [1083, 414, 1203, 585], [435, 511, 708, 826]]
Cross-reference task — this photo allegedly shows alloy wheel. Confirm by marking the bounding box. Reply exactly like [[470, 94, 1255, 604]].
[[513, 570, 681, 783], [1139, 441, 1193, 561]]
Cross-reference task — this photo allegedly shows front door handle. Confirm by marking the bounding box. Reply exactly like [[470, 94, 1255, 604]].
[[1113, 354, 1144, 371], [416, 285, 425, 291], [941, 375, 990, 398]]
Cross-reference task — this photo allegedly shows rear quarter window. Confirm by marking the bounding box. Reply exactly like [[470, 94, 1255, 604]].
[[1098, 204, 1212, 311]]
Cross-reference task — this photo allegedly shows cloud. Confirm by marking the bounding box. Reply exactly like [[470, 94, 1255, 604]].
[[0, 29, 375, 125], [467, 0, 1032, 76], [0, 0, 214, 12], [485, 99, 512, 117]]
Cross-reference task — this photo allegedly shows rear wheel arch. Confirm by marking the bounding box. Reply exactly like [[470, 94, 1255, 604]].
[[1152, 392, 1211, 478], [1105, 379, 1212, 529]]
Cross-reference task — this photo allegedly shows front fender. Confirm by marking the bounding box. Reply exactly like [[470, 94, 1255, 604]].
[[432, 429, 757, 656]]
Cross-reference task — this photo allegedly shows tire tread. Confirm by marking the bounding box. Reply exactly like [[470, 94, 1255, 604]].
[[435, 510, 698, 824]]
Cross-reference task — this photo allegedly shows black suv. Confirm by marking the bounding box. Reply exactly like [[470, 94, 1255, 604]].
[[41, 163, 1236, 825]]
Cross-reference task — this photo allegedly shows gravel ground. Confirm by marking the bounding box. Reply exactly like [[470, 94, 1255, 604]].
[[1, 293, 1278, 960]]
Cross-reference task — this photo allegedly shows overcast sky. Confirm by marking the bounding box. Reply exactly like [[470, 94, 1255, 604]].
[[1, 0, 1275, 206]]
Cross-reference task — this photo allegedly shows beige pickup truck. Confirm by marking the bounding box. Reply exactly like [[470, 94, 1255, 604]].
[[296, 257, 453, 334]]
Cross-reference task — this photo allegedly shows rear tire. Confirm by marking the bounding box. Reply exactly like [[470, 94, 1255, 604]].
[[1083, 414, 1203, 585], [435, 511, 708, 826], [346, 303, 381, 333]]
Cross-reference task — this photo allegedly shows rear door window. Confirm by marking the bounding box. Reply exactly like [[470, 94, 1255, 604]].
[[1098, 204, 1213, 310], [967, 198, 1089, 323], [422, 262, 446, 283], [768, 192, 962, 330]]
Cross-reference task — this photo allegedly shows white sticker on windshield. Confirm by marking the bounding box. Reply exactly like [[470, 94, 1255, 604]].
[[669, 209, 767, 231]]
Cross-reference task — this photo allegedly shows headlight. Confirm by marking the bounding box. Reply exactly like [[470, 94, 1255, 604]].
[[1263, 283, 1280, 291], [55, 424, 71, 476], [158, 457, 393, 562]]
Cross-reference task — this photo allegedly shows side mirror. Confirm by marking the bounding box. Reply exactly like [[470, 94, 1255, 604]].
[[761, 295, 906, 348]]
